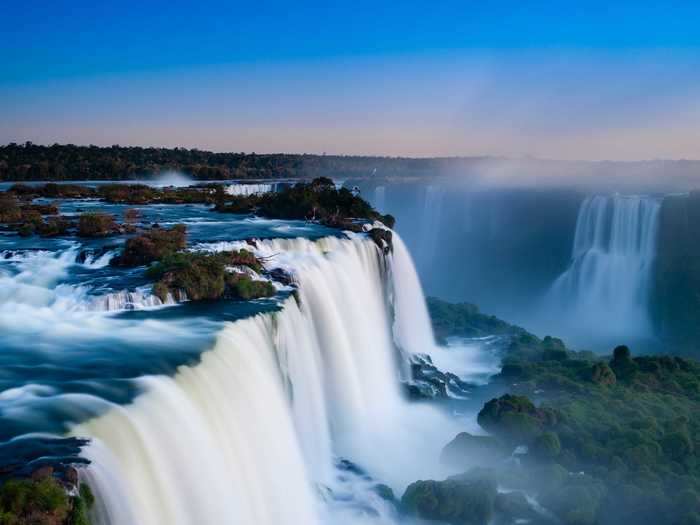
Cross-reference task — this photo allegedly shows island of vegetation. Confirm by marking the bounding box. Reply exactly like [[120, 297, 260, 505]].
[[405, 299, 700, 525]]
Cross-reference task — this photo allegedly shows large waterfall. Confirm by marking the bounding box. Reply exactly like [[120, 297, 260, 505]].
[[544, 195, 661, 344], [74, 234, 460, 525]]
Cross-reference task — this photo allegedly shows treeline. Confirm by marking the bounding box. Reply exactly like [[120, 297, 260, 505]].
[[0, 142, 475, 181]]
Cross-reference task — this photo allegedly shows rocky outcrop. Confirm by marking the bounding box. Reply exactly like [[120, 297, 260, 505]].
[[440, 433, 509, 471], [77, 212, 118, 237], [401, 474, 498, 525], [111, 224, 187, 267], [149, 251, 275, 302], [404, 354, 472, 399], [477, 394, 559, 445]]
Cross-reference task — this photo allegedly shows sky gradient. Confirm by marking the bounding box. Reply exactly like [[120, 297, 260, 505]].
[[2, 1, 700, 160]]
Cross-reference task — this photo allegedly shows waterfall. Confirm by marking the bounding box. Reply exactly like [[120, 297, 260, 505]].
[[545, 194, 661, 343], [74, 234, 458, 525], [373, 186, 386, 211], [225, 183, 275, 196], [417, 185, 444, 272]]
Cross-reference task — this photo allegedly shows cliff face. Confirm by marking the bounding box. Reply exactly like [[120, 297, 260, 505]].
[[653, 192, 700, 354]]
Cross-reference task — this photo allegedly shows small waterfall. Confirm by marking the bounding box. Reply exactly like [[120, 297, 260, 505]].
[[417, 185, 444, 273], [225, 183, 275, 196], [545, 194, 661, 342], [75, 234, 459, 524], [373, 186, 386, 211], [87, 288, 179, 312]]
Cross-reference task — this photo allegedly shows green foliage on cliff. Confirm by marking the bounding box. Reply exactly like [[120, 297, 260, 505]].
[[148, 250, 273, 302], [426, 298, 700, 525], [0, 478, 94, 525], [111, 225, 187, 267], [216, 177, 395, 228], [426, 297, 530, 343]]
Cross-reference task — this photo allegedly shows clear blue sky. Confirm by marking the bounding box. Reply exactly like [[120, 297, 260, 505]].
[[2, 1, 700, 159]]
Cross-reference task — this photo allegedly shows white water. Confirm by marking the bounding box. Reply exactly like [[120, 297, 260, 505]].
[[225, 183, 275, 196], [544, 194, 661, 343], [416, 185, 444, 273], [76, 234, 466, 525]]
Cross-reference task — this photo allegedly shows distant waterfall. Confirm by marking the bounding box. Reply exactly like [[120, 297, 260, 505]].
[[373, 185, 386, 211], [75, 234, 455, 525], [545, 195, 661, 343], [417, 185, 444, 272], [225, 183, 275, 196]]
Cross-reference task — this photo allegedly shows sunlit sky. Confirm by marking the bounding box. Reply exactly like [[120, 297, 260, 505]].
[[2, 1, 700, 160]]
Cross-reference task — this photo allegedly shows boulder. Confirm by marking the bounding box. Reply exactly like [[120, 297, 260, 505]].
[[440, 433, 509, 471], [401, 475, 497, 525], [111, 224, 187, 267]]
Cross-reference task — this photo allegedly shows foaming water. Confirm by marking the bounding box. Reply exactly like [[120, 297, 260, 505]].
[[225, 183, 275, 196], [75, 234, 465, 524]]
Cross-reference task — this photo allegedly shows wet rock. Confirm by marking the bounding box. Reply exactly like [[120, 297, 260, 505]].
[[368, 227, 393, 253], [111, 224, 187, 267], [30, 465, 53, 481], [77, 212, 118, 237], [405, 354, 472, 399], [440, 433, 509, 471], [267, 267, 295, 286], [401, 475, 497, 525], [494, 491, 538, 523]]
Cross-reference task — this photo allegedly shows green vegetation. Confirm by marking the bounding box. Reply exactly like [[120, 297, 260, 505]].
[[77, 213, 116, 237], [402, 474, 497, 525], [111, 225, 187, 267], [426, 296, 529, 343], [0, 142, 475, 181], [216, 177, 395, 228], [0, 477, 94, 525], [422, 298, 700, 524], [148, 250, 274, 302]]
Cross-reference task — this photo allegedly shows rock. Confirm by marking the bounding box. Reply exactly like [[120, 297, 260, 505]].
[[111, 224, 187, 267], [610, 345, 638, 381], [406, 354, 472, 399], [440, 433, 509, 471], [587, 362, 616, 386], [368, 228, 393, 253], [494, 491, 537, 522], [63, 466, 79, 486], [77, 212, 117, 237], [531, 431, 561, 460], [267, 267, 295, 286], [401, 475, 497, 525], [477, 394, 558, 445], [30, 464, 54, 480]]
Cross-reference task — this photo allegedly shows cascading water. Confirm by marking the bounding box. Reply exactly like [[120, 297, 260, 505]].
[[73, 234, 463, 525], [543, 194, 661, 345], [225, 183, 275, 196], [416, 185, 444, 273]]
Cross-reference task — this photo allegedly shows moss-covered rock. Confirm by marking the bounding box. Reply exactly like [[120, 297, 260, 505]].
[[477, 394, 558, 445], [35, 217, 72, 237], [216, 178, 394, 228], [148, 251, 274, 302], [0, 476, 94, 525], [111, 225, 187, 267], [77, 212, 117, 237], [401, 475, 497, 525], [440, 433, 510, 471]]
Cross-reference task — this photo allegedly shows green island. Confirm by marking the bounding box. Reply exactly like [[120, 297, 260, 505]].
[[400, 299, 700, 525]]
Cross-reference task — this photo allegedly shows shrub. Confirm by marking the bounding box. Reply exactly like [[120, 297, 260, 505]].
[[77, 212, 116, 237]]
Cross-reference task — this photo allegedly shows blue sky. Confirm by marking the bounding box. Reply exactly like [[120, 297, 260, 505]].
[[2, 1, 700, 159]]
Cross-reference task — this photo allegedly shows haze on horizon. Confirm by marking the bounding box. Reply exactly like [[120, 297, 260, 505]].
[[2, 1, 700, 162]]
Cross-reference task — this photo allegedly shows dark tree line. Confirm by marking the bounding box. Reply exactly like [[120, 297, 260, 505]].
[[0, 142, 473, 181]]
